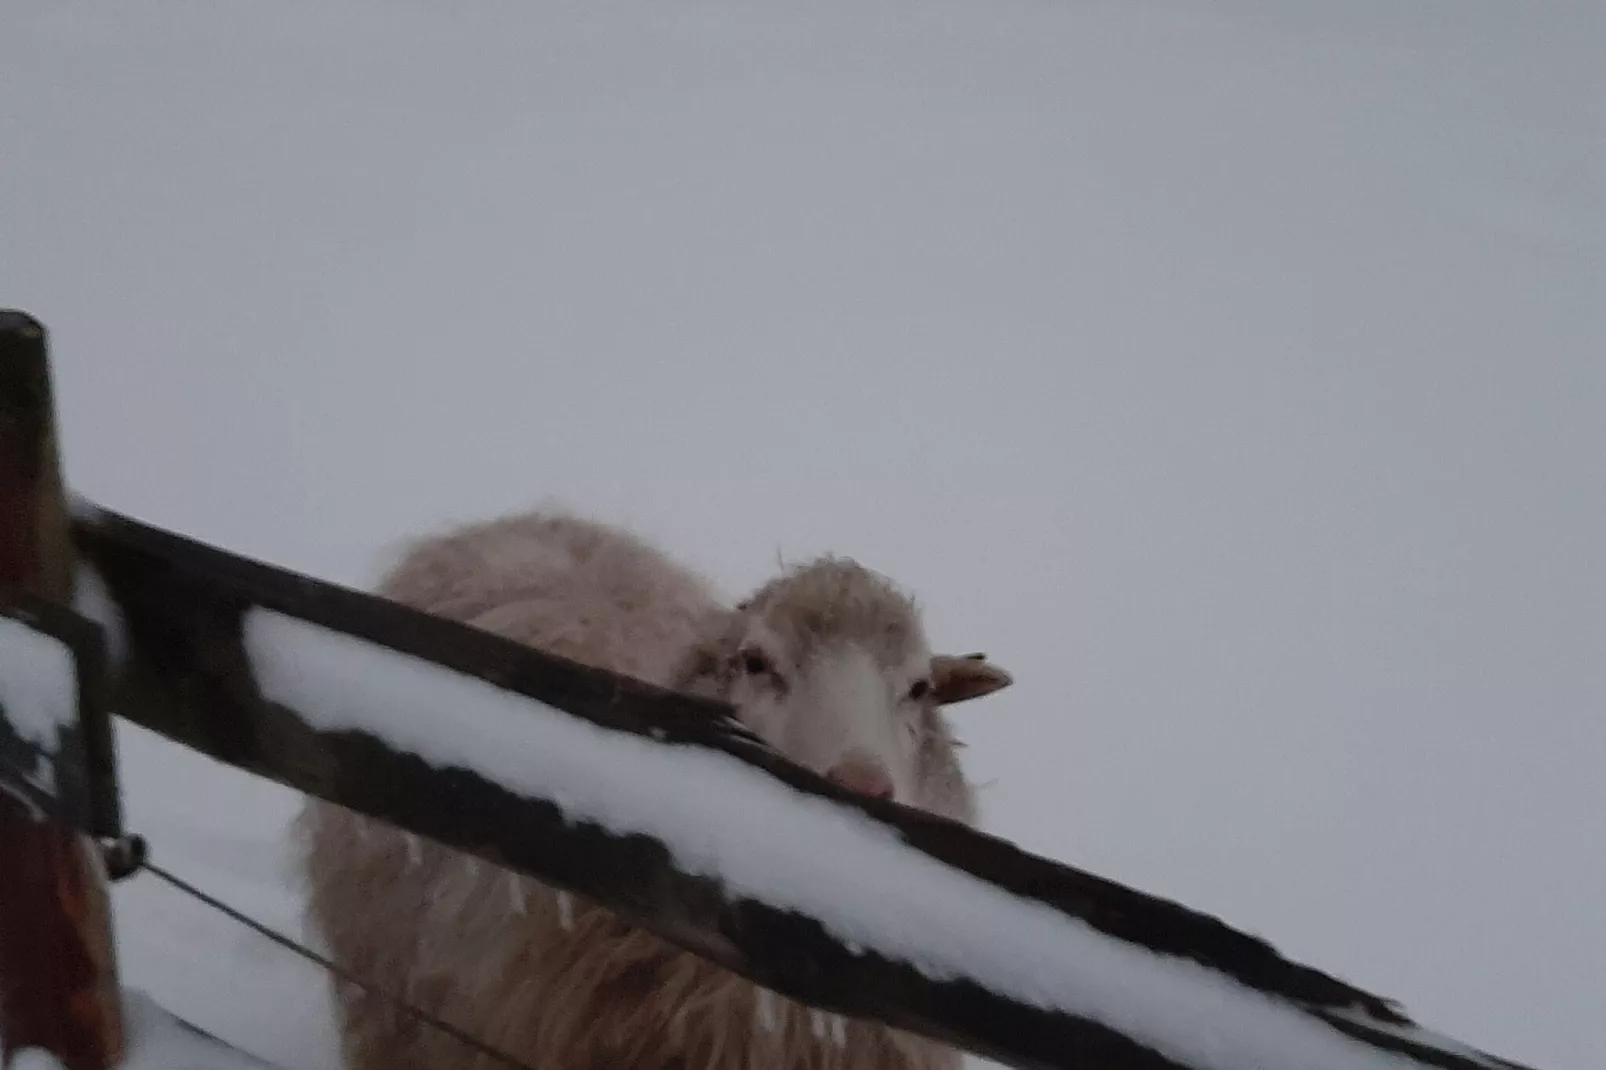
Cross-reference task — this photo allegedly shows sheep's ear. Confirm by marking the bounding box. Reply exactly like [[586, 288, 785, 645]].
[[930, 652, 1013, 705]]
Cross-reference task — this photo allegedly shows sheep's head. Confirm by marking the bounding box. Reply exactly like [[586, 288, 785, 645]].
[[678, 556, 1011, 822]]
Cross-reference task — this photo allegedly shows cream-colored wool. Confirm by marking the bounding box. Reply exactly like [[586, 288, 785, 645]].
[[298, 509, 1012, 1070]]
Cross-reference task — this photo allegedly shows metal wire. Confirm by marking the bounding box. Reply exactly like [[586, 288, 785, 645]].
[[138, 856, 538, 1070]]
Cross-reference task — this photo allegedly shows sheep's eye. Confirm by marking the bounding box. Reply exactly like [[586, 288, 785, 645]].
[[907, 679, 931, 701], [742, 651, 772, 676]]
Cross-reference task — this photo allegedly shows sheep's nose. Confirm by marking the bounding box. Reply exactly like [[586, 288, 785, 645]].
[[827, 757, 895, 801]]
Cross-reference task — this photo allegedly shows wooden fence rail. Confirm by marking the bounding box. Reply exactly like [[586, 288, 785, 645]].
[[0, 309, 1540, 1070]]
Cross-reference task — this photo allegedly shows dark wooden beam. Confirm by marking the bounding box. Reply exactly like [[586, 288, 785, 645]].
[[0, 310, 124, 1070], [70, 501, 1534, 1070]]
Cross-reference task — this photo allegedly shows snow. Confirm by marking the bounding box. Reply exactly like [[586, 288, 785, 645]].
[[0, 611, 77, 756], [107, 722, 345, 1070], [9, 1050, 66, 1070], [116, 989, 280, 1070], [4, 990, 275, 1070], [243, 607, 1471, 1070], [4, 1, 1601, 1068], [73, 562, 129, 670]]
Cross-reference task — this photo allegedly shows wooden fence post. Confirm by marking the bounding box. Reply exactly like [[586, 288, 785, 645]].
[[0, 310, 124, 1069]]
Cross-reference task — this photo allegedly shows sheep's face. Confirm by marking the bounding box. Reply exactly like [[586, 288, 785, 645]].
[[726, 629, 932, 805], [684, 557, 1012, 820]]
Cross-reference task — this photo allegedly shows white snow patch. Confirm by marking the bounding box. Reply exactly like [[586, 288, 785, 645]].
[[73, 561, 128, 669], [3, 989, 276, 1070], [118, 988, 279, 1069], [242, 608, 1484, 1070], [0, 611, 77, 752]]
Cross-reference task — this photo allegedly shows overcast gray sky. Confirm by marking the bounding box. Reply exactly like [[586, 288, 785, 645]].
[[4, 3, 1603, 1068]]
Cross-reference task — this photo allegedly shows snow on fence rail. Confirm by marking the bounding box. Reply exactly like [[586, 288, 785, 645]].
[[0, 309, 1541, 1070], [0, 590, 118, 836], [62, 504, 1533, 1070]]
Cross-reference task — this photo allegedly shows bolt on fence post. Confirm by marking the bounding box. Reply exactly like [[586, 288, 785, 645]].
[[0, 310, 124, 1069]]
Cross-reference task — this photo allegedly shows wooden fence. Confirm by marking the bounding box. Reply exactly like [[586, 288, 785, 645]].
[[0, 309, 1539, 1070]]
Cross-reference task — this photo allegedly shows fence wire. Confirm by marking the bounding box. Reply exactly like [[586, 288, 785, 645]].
[[137, 856, 538, 1070]]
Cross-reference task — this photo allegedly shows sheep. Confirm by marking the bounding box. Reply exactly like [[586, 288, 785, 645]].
[[296, 508, 1013, 1070]]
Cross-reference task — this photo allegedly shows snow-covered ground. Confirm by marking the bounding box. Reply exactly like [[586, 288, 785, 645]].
[[4, 2, 1602, 1069], [8, 989, 279, 1070]]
